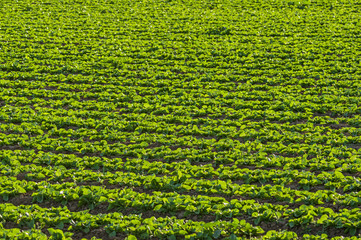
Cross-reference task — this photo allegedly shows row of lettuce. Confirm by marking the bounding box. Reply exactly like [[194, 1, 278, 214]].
[[1, 202, 350, 240]]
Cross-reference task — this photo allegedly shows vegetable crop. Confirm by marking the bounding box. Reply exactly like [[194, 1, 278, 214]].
[[1, 0, 361, 239]]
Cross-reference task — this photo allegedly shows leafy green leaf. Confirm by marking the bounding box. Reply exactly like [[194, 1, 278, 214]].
[[154, 204, 162, 211], [126, 235, 138, 240], [213, 229, 221, 238], [335, 171, 344, 179]]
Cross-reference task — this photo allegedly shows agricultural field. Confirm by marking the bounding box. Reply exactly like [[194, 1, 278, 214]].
[[1, 0, 361, 239]]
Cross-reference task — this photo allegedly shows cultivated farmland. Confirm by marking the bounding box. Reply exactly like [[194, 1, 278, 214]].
[[1, 0, 361, 239]]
